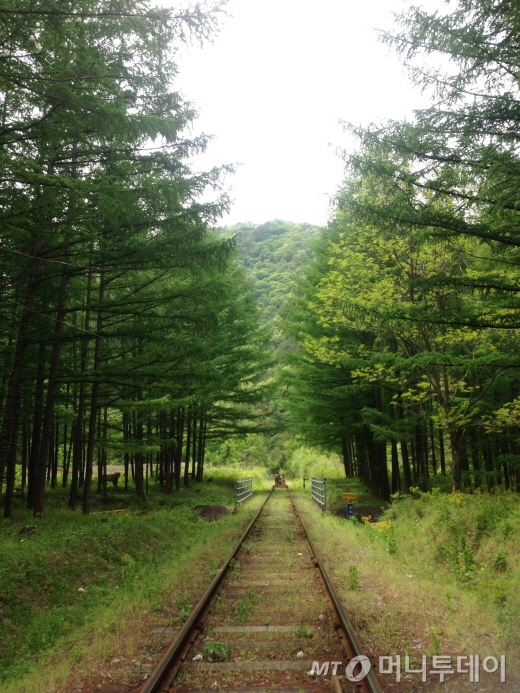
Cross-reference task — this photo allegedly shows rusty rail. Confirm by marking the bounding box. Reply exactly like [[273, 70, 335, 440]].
[[289, 492, 384, 693]]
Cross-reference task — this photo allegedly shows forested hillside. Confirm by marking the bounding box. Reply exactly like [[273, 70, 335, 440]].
[[199, 220, 322, 469], [223, 220, 321, 325]]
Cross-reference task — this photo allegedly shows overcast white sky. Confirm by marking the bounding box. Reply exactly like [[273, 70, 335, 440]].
[[172, 0, 442, 227]]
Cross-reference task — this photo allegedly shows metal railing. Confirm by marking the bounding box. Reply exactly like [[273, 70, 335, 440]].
[[311, 477, 327, 511], [234, 477, 253, 509]]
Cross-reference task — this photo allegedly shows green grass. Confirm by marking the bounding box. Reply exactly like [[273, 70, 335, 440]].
[[278, 445, 381, 510], [234, 587, 261, 623], [386, 488, 520, 632], [203, 640, 231, 662], [12, 464, 266, 515], [0, 468, 269, 689]]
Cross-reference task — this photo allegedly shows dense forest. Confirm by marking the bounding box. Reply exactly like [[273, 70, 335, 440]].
[[3, 0, 520, 518], [0, 0, 268, 519], [280, 0, 520, 499]]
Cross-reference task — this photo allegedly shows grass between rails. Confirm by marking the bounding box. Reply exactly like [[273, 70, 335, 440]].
[[0, 468, 269, 692], [292, 485, 520, 686]]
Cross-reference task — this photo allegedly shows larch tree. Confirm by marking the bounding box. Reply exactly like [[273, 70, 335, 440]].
[[0, 1, 275, 517]]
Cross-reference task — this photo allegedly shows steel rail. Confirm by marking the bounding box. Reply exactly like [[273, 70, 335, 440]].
[[289, 492, 384, 693], [140, 488, 273, 693]]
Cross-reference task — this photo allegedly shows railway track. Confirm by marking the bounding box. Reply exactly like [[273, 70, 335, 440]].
[[140, 489, 382, 693]]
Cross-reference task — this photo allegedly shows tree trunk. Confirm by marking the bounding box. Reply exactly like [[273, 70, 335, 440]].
[[341, 436, 351, 478], [347, 437, 356, 476], [450, 428, 464, 491], [396, 392, 412, 492], [82, 275, 104, 515], [21, 421, 28, 499], [33, 264, 70, 517], [483, 440, 495, 490], [415, 425, 428, 491], [196, 411, 205, 481], [100, 407, 108, 498], [191, 412, 198, 478], [184, 408, 192, 487], [410, 436, 417, 486], [174, 407, 184, 491], [27, 340, 47, 509], [1, 235, 43, 517], [134, 418, 145, 500], [400, 439, 412, 493], [429, 418, 437, 474], [51, 417, 59, 488], [69, 264, 93, 508], [123, 412, 130, 492], [165, 409, 175, 494], [378, 440, 391, 500], [354, 431, 370, 488], [62, 421, 73, 487], [391, 439, 400, 494], [460, 437, 471, 489], [438, 426, 446, 476]]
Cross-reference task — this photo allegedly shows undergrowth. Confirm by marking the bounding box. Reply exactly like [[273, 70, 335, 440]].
[[384, 489, 520, 647], [0, 469, 268, 687], [294, 486, 520, 677]]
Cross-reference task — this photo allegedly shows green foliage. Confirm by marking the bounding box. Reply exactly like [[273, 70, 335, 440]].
[[285, 446, 343, 480], [206, 220, 326, 470], [226, 220, 322, 325], [176, 596, 193, 622], [392, 489, 519, 574], [391, 490, 520, 647], [234, 587, 260, 623], [494, 551, 508, 573], [273, 0, 520, 498], [206, 436, 279, 470], [0, 0, 269, 517], [348, 566, 359, 591], [428, 627, 443, 656], [203, 641, 231, 662], [68, 645, 85, 664], [385, 529, 397, 556], [296, 625, 313, 638]]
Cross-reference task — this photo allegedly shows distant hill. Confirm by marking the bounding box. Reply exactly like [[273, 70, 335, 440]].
[[221, 220, 322, 324]]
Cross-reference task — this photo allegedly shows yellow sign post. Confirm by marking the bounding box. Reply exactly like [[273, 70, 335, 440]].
[[342, 493, 357, 502]]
